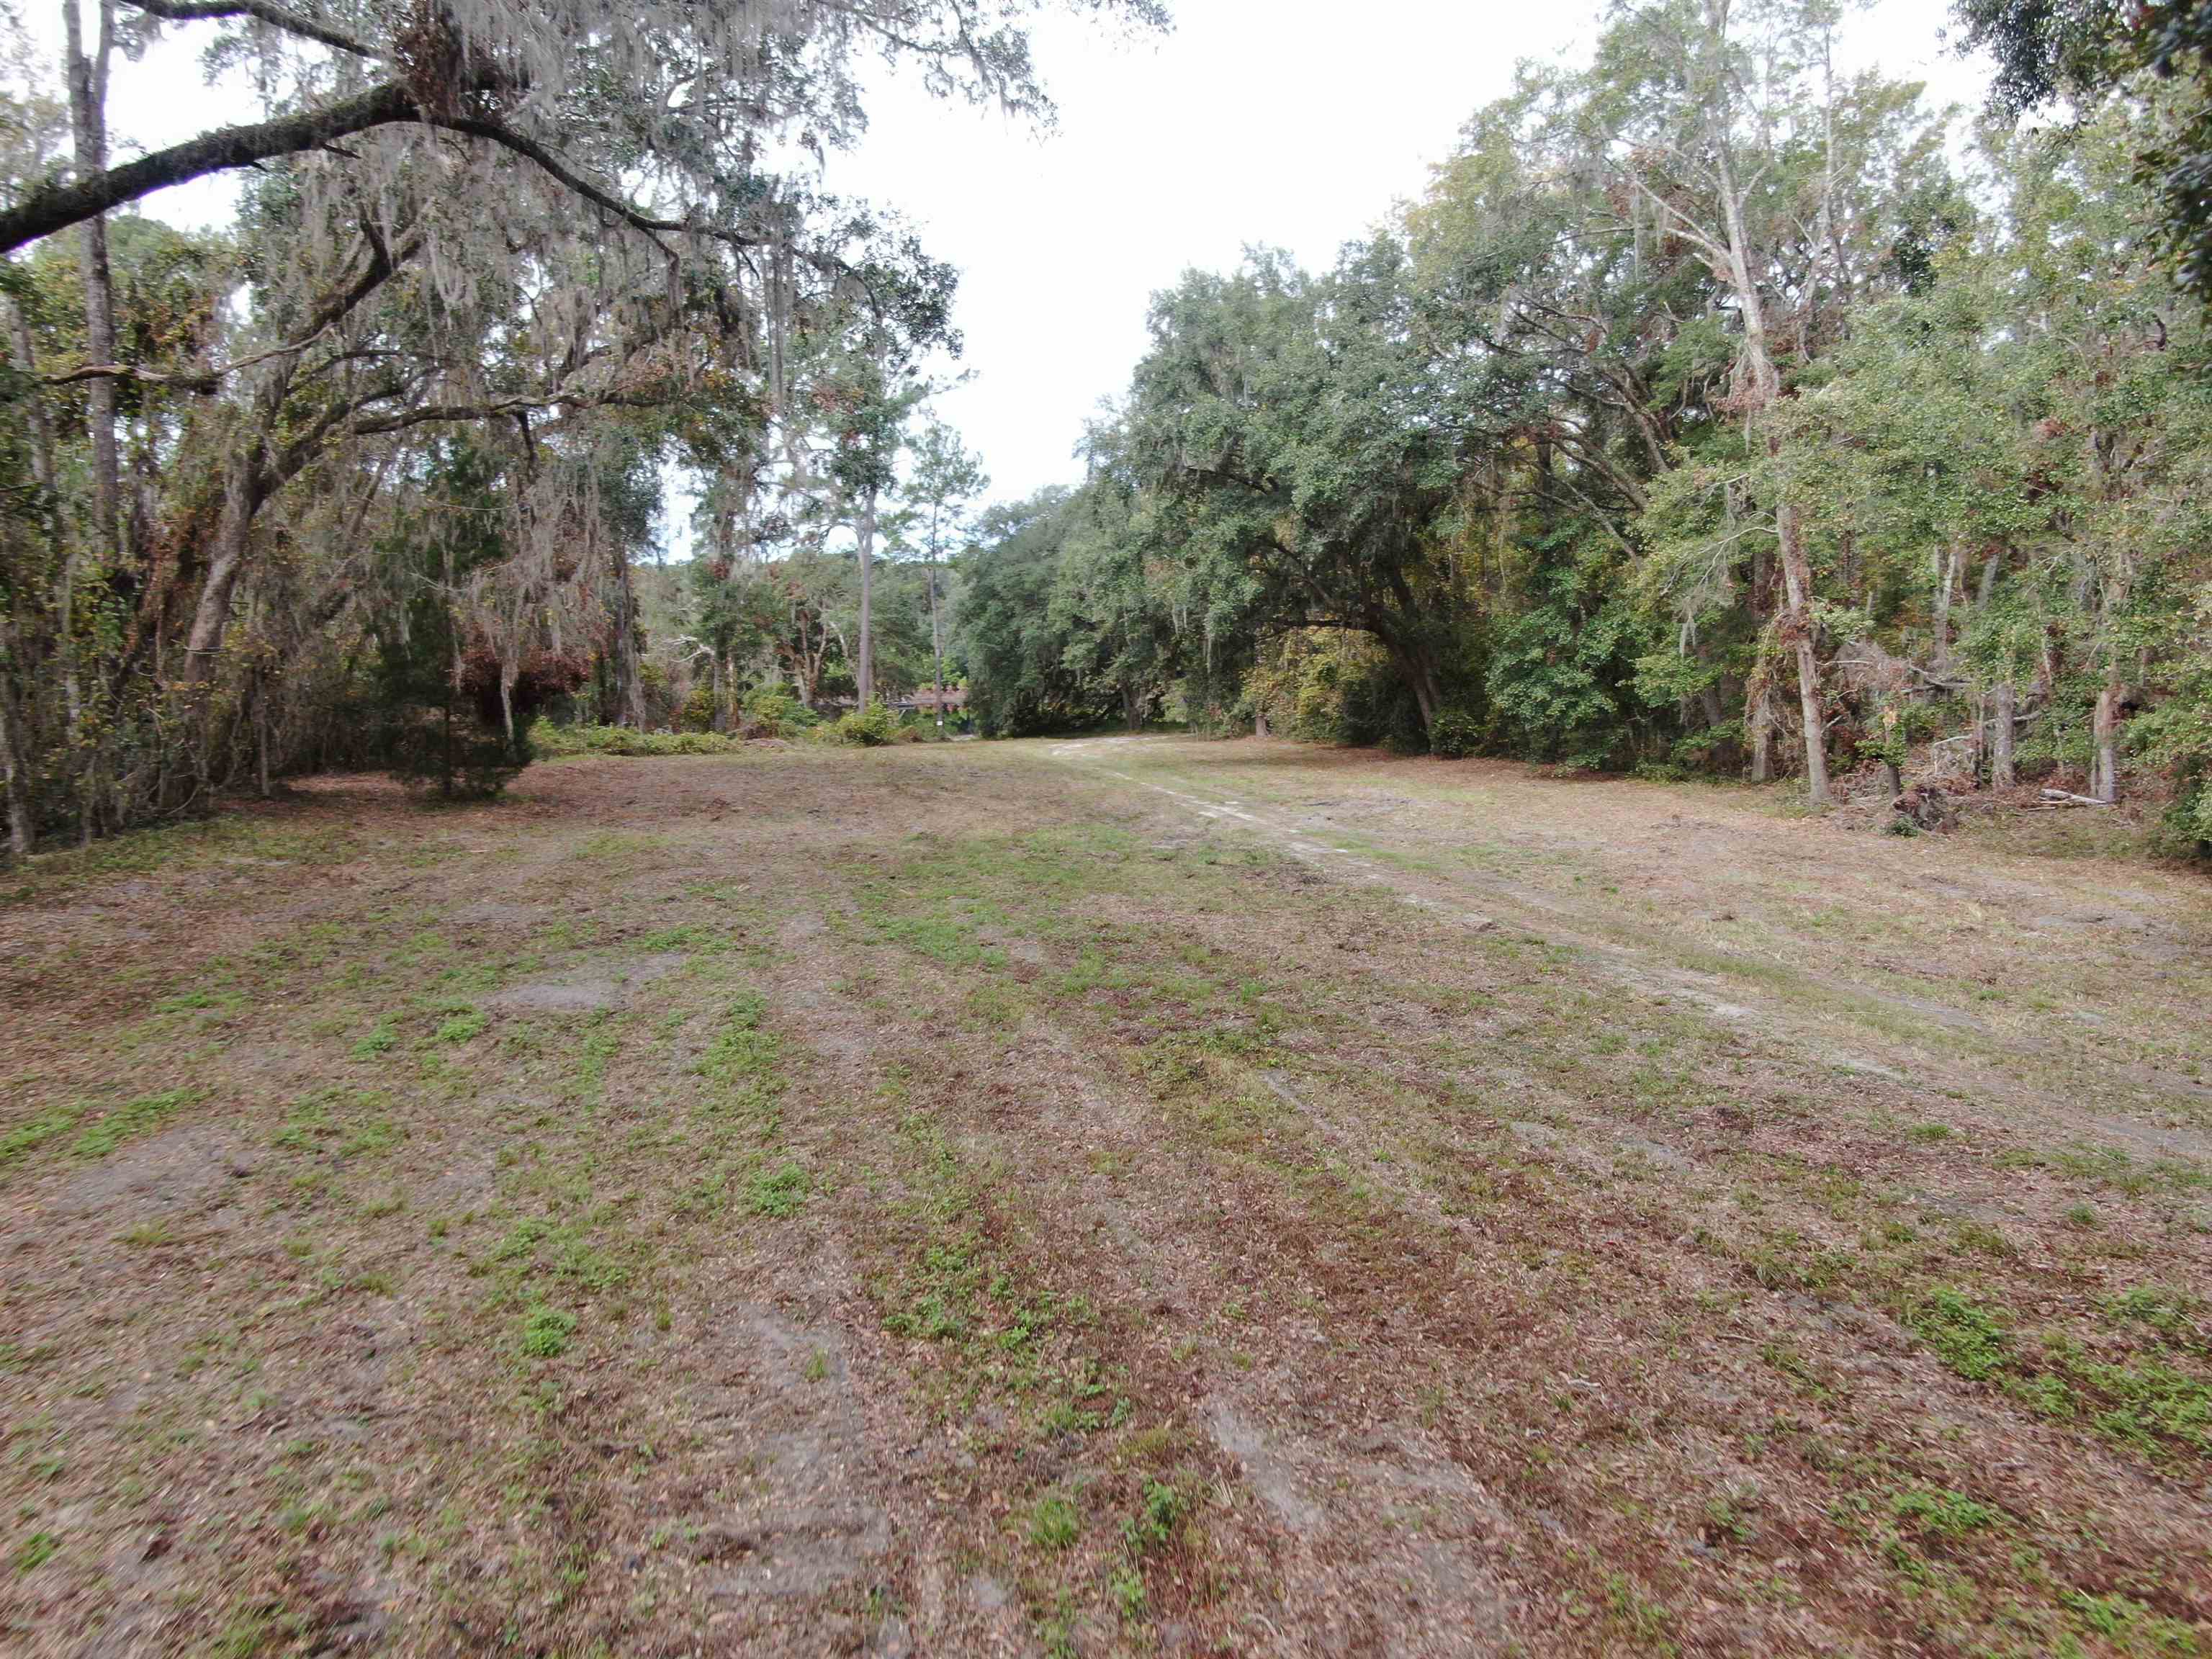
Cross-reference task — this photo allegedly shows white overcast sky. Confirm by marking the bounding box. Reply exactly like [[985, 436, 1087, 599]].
[[22, 0, 1992, 534]]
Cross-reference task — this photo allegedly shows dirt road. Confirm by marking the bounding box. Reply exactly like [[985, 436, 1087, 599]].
[[4, 737, 2208, 1656]]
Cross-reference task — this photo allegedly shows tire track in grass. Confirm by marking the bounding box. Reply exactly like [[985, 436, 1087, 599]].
[[863, 778, 2212, 1656], [1049, 737, 2212, 1164]]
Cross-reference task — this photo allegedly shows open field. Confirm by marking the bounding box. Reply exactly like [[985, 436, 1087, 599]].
[[4, 737, 2211, 1658]]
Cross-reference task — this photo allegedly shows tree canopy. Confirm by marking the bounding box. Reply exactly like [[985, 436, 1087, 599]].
[[945, 0, 2212, 849]]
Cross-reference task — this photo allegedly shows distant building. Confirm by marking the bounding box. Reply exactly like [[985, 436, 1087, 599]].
[[819, 687, 968, 714]]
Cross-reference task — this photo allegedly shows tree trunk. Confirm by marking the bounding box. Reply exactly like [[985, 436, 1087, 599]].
[[3, 300, 62, 848], [925, 562, 945, 725], [182, 451, 268, 686], [1992, 680, 2017, 788], [2091, 678, 2126, 804], [63, 0, 116, 735], [1748, 670, 1775, 783], [174, 233, 409, 683], [3, 300, 58, 500], [856, 485, 878, 709], [1380, 626, 1442, 732], [1745, 539, 1773, 782], [711, 652, 727, 733], [1776, 497, 1831, 806], [0, 672, 32, 861], [613, 546, 646, 727], [1933, 541, 1959, 660], [255, 667, 271, 799], [1711, 130, 1826, 800]]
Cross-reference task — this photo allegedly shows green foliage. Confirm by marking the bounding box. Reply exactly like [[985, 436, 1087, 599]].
[[957, 487, 1159, 735], [1108, 1563, 1146, 1619], [945, 0, 2212, 811], [2059, 1588, 2205, 1655], [836, 703, 898, 746], [1246, 630, 1425, 748], [0, 1105, 86, 1169], [12, 1532, 57, 1575], [1027, 1492, 1079, 1551], [2134, 584, 2212, 855], [742, 686, 806, 737], [62, 1089, 197, 1161], [369, 441, 541, 801], [1122, 1480, 1188, 1554], [1889, 1485, 1997, 1539], [519, 1305, 577, 1359], [745, 1161, 811, 1218], [1910, 1286, 2012, 1381], [1428, 706, 1481, 760], [2108, 1283, 2203, 1336], [677, 682, 719, 732], [534, 724, 755, 758], [1483, 546, 1647, 770], [433, 1009, 487, 1045]]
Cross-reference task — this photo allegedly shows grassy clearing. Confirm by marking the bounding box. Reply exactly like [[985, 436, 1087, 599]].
[[1, 740, 2208, 1656]]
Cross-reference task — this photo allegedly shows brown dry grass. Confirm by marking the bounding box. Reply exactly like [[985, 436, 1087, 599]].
[[1, 736, 2208, 1657]]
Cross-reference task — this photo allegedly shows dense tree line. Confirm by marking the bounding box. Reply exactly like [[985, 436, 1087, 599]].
[[0, 0, 1154, 851], [955, 0, 2212, 850]]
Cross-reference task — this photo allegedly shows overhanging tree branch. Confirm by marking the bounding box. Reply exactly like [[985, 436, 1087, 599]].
[[122, 0, 381, 61], [0, 89, 757, 265], [0, 81, 418, 253]]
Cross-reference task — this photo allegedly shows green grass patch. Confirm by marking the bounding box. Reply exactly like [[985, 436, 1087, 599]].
[[1, 1105, 86, 1169], [519, 1305, 577, 1359], [68, 1089, 197, 1161], [1028, 1491, 1080, 1551], [1906, 1285, 2011, 1382], [746, 1161, 811, 1218], [434, 1008, 488, 1045]]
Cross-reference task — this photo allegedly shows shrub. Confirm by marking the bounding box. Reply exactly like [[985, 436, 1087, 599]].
[[533, 724, 752, 758], [742, 686, 805, 737], [457, 646, 590, 729], [677, 683, 719, 732], [836, 703, 897, 746], [385, 707, 529, 799], [1429, 707, 1480, 760], [637, 659, 677, 728]]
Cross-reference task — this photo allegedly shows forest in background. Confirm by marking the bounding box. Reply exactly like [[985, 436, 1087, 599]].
[[0, 0, 1131, 847], [953, 0, 2212, 854], [5, 1, 2212, 858]]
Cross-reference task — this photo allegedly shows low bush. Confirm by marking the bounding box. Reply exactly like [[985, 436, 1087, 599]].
[[534, 724, 755, 757], [835, 703, 897, 746], [677, 683, 719, 732], [1429, 707, 1480, 760], [387, 709, 530, 798], [743, 686, 807, 737]]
